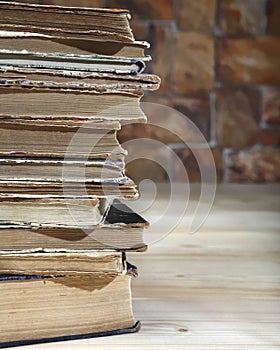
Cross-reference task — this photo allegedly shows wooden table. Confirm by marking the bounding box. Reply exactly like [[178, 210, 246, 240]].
[[17, 184, 280, 349]]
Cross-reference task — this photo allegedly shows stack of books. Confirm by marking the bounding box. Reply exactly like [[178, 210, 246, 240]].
[[0, 2, 160, 347]]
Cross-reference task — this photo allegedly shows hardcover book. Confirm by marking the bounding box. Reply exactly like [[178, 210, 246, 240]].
[[0, 266, 140, 347]]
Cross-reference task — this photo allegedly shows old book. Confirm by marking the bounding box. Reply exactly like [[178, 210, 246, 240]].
[[0, 199, 148, 251], [0, 269, 139, 346], [0, 251, 126, 276], [0, 66, 160, 91], [0, 118, 125, 159], [0, 197, 109, 226], [0, 86, 146, 122], [0, 2, 134, 42], [0, 176, 138, 198], [0, 30, 148, 57], [0, 51, 149, 74], [0, 157, 124, 182]]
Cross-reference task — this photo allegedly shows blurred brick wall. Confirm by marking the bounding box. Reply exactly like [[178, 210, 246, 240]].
[[9, 0, 280, 183]]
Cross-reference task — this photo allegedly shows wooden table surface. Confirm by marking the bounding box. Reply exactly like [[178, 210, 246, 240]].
[[15, 184, 280, 349]]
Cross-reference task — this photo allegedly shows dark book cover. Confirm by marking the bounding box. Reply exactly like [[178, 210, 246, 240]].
[[0, 321, 141, 348]]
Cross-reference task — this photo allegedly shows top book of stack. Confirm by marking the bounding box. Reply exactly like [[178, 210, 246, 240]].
[[0, 1, 135, 42]]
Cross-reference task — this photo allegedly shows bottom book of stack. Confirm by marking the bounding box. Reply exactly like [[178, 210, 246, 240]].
[[0, 201, 146, 347]]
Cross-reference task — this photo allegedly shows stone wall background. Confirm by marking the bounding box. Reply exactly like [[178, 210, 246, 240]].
[[9, 0, 280, 183]]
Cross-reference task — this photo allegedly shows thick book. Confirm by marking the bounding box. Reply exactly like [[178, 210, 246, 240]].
[[0, 199, 148, 251], [0, 51, 149, 74], [0, 85, 146, 122], [0, 30, 148, 57], [0, 251, 125, 276], [0, 176, 138, 198], [0, 2, 134, 42], [0, 261, 139, 346], [0, 118, 125, 159], [0, 65, 160, 91], [0, 196, 109, 226], [0, 157, 125, 182]]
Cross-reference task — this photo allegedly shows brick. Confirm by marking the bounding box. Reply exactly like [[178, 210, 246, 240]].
[[104, 0, 173, 20], [143, 95, 210, 141], [163, 96, 210, 141], [118, 95, 210, 144], [172, 147, 222, 183], [122, 143, 169, 183], [125, 159, 168, 184], [266, 0, 280, 35], [131, 23, 171, 93], [217, 37, 280, 85], [216, 88, 261, 148], [40, 0, 102, 6], [225, 149, 280, 183], [172, 32, 214, 94], [177, 0, 216, 33], [263, 88, 280, 125], [219, 0, 265, 35], [260, 129, 280, 146]]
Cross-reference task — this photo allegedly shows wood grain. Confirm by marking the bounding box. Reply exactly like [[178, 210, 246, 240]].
[[12, 184, 280, 349]]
